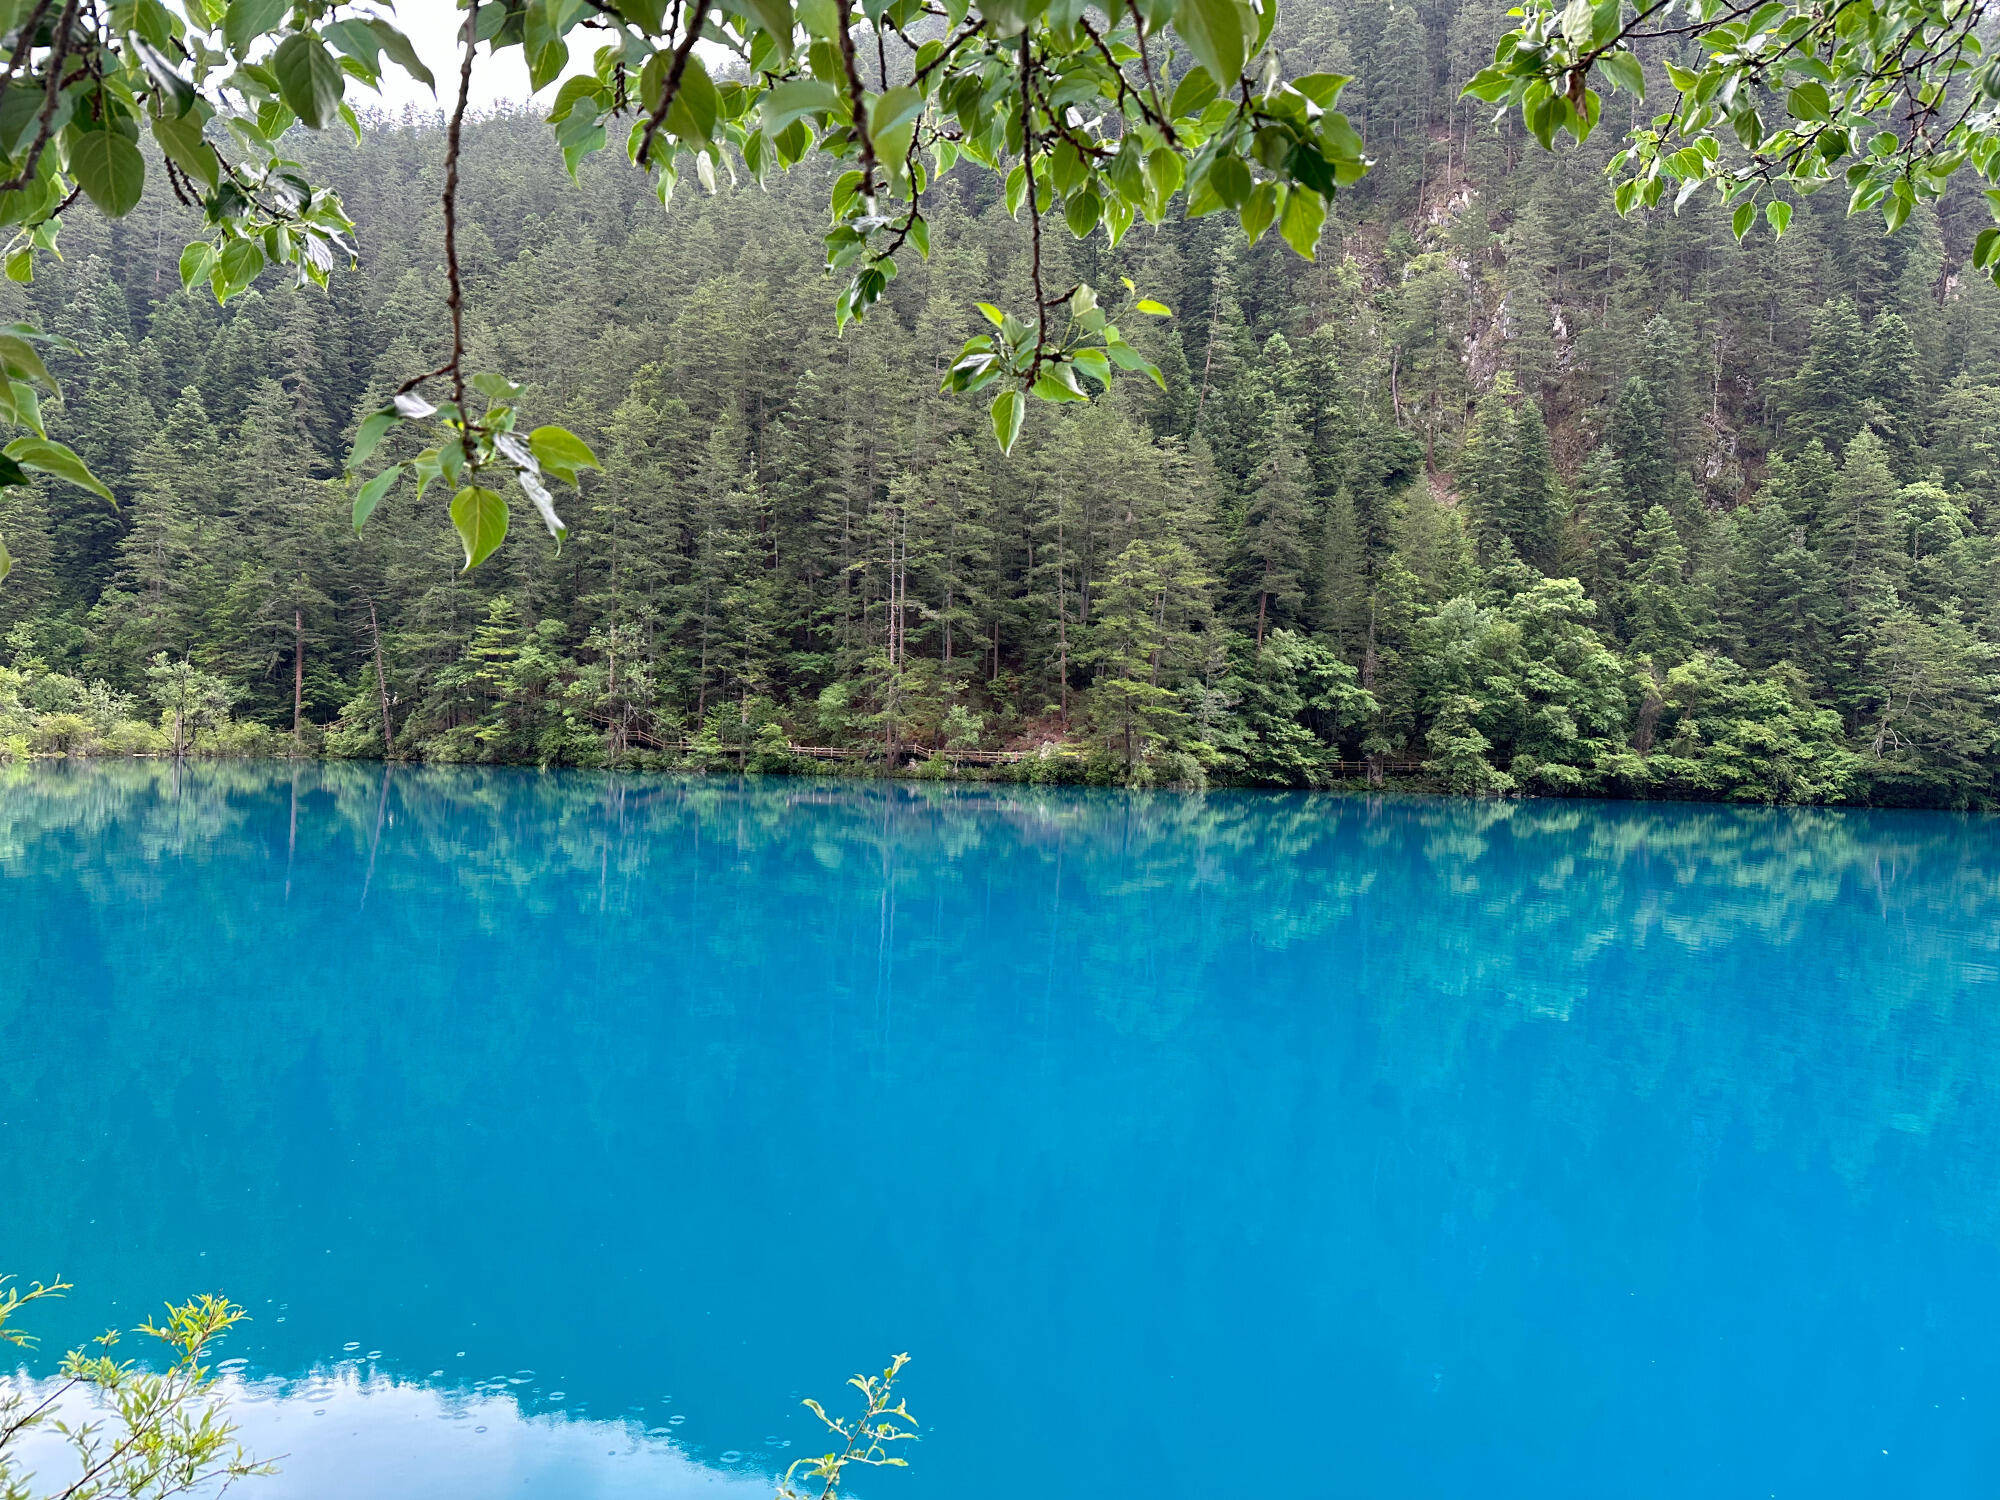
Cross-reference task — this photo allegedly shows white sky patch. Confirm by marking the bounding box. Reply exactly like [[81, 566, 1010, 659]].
[[363, 0, 538, 113]]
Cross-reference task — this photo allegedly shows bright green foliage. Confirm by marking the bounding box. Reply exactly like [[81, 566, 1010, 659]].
[[1423, 692, 1512, 796], [1467, 0, 2000, 272], [777, 1354, 918, 1500], [1649, 655, 1862, 804], [1210, 628, 1375, 785], [0, 1275, 269, 1500], [1407, 584, 1634, 795], [1860, 605, 2000, 805], [145, 654, 236, 758]]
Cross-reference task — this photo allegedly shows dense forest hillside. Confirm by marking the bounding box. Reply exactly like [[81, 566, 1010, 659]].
[[2, 0, 1999, 803]]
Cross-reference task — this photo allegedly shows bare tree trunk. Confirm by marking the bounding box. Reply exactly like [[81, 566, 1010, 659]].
[[292, 609, 305, 756], [369, 601, 393, 758], [1196, 284, 1221, 419]]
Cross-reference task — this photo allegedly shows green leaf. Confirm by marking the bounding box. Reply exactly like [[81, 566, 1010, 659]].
[[1064, 187, 1101, 238], [528, 425, 601, 484], [1732, 199, 1755, 241], [989, 387, 1024, 454], [67, 130, 145, 217], [367, 19, 436, 92], [1240, 180, 1278, 244], [152, 108, 220, 190], [0, 532, 11, 584], [5, 437, 113, 502], [1208, 154, 1252, 209], [178, 242, 216, 291], [664, 55, 721, 145], [1142, 147, 1184, 220], [350, 406, 399, 469], [134, 41, 197, 119], [273, 33, 345, 130], [1291, 73, 1351, 108], [1173, 0, 1254, 89], [1599, 51, 1644, 99], [1279, 183, 1326, 260], [224, 0, 290, 56], [322, 18, 384, 71], [763, 78, 838, 136], [352, 464, 400, 532], [1031, 364, 1090, 402], [1765, 199, 1792, 237], [450, 485, 510, 571], [871, 85, 925, 140], [1786, 81, 1830, 121], [9, 381, 42, 435], [738, 0, 795, 55], [212, 236, 264, 301], [0, 334, 53, 391], [523, 0, 571, 93], [1135, 298, 1172, 315], [1169, 67, 1219, 119]]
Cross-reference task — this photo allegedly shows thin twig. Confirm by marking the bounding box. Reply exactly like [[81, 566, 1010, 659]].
[[835, 0, 879, 211], [441, 0, 477, 463], [1019, 31, 1045, 375], [0, 0, 78, 196], [0, 0, 55, 115], [635, 2, 708, 168]]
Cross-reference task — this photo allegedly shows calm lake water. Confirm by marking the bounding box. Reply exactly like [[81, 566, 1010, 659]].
[[5, 762, 2000, 1497]]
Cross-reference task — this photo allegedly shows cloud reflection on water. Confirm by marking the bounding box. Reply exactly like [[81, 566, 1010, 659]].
[[4, 1364, 775, 1499]]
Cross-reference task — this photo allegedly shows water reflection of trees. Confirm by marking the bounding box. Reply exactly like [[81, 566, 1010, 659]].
[[5, 762, 1999, 1484]]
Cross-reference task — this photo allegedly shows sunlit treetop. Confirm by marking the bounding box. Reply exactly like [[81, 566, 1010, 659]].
[[0, 0, 1990, 574]]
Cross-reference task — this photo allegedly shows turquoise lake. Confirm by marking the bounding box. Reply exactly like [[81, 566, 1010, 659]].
[[4, 762, 1999, 1497]]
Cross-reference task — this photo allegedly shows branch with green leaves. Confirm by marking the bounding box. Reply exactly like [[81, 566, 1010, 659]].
[[775, 1352, 918, 1500], [0, 1274, 270, 1500], [1465, 0, 2000, 255]]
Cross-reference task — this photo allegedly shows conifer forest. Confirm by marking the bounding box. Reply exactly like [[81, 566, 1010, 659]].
[[4, 0, 2000, 806]]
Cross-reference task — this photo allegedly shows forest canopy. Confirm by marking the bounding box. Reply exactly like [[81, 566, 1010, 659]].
[[0, 0, 1993, 567]]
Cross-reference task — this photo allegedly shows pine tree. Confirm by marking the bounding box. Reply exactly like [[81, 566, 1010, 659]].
[[1863, 309, 1924, 471], [1609, 376, 1678, 521], [1082, 537, 1210, 773], [1624, 504, 1700, 666], [1311, 484, 1366, 659], [1509, 397, 1562, 572], [1571, 444, 1629, 626], [1243, 403, 1312, 647], [1786, 297, 1870, 453], [1823, 428, 1901, 608]]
